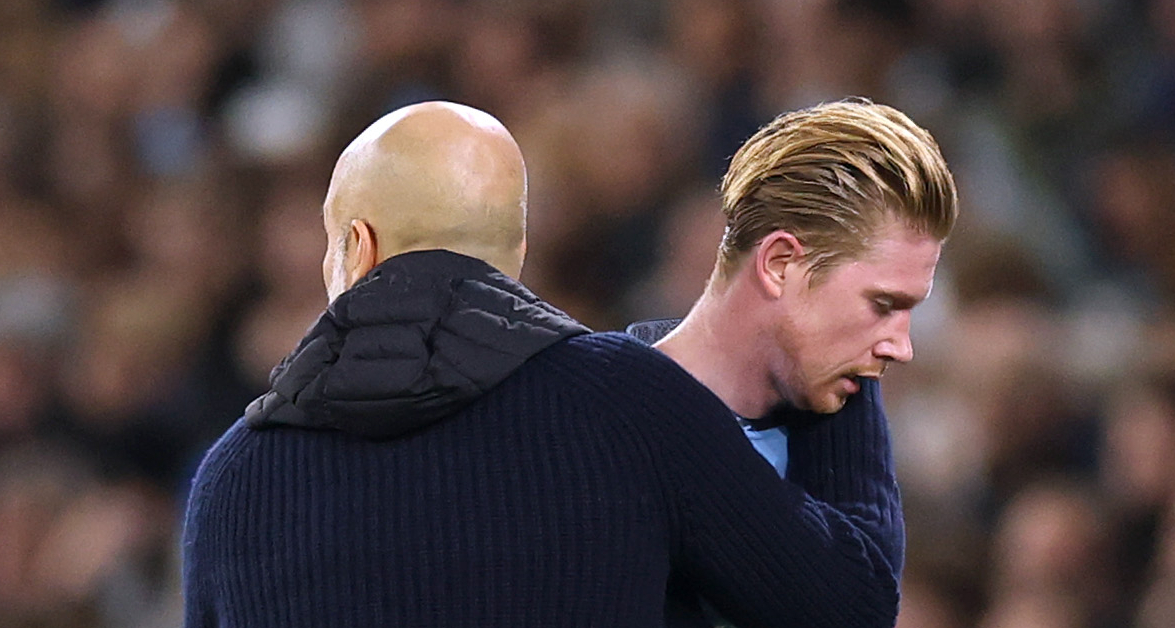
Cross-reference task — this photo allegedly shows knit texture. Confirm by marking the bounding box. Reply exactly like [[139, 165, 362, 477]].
[[627, 318, 904, 625], [184, 334, 899, 627], [184, 252, 901, 627]]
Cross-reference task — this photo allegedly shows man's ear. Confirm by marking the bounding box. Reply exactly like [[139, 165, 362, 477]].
[[346, 219, 378, 286], [754, 230, 804, 299]]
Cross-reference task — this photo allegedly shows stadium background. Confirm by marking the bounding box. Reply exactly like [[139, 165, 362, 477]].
[[1, 0, 1174, 626]]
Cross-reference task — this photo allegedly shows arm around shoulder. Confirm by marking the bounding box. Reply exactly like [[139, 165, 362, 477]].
[[600, 336, 900, 627], [784, 378, 904, 577]]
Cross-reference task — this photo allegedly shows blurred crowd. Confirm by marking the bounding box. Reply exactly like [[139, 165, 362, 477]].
[[0, 0, 1173, 626]]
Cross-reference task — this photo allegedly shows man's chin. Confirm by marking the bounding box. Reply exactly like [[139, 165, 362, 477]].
[[810, 395, 849, 415], [787, 390, 848, 415]]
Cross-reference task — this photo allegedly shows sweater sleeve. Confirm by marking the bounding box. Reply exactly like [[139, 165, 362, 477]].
[[591, 334, 900, 628], [182, 424, 237, 628], [783, 377, 905, 578]]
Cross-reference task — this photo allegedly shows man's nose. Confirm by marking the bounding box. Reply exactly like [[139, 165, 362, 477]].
[[874, 315, 914, 363]]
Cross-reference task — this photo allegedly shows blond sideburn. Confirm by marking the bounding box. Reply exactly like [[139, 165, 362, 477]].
[[718, 99, 958, 281]]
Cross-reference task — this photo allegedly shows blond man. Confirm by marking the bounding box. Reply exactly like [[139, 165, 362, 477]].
[[632, 98, 958, 626]]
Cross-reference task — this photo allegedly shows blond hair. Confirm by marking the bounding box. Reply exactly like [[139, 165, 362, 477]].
[[718, 99, 958, 281]]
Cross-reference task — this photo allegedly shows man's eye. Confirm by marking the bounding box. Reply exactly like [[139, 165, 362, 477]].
[[873, 299, 894, 315]]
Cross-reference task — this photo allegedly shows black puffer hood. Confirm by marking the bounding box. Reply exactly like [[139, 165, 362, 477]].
[[245, 249, 590, 440]]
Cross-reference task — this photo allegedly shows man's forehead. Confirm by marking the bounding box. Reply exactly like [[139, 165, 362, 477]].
[[848, 231, 941, 293]]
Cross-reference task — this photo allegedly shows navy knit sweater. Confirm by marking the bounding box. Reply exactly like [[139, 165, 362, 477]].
[[182, 250, 902, 627]]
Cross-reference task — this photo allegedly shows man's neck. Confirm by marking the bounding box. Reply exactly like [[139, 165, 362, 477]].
[[654, 284, 778, 419]]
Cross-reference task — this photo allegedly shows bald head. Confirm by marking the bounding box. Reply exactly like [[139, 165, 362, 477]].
[[322, 101, 527, 301]]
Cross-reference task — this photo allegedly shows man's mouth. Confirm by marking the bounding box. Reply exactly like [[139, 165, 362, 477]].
[[840, 369, 884, 395], [842, 376, 861, 395], [853, 364, 888, 380]]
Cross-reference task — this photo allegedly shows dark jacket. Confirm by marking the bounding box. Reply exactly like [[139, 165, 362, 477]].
[[182, 250, 901, 628]]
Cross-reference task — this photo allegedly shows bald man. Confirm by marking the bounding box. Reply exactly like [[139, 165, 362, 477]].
[[182, 102, 901, 628], [321, 101, 527, 296]]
